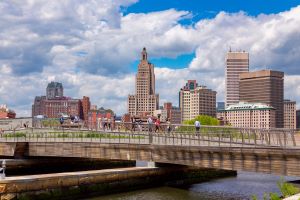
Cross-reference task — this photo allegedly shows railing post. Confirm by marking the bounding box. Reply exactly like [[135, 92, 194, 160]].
[[180, 134, 182, 146], [254, 130, 257, 147]]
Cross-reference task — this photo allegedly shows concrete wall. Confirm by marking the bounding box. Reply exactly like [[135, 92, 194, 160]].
[[0, 118, 32, 131]]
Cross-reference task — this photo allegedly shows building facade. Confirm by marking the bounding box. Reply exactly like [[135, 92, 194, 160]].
[[217, 102, 276, 129], [32, 83, 90, 120], [297, 110, 300, 129], [128, 48, 159, 116], [284, 100, 296, 129], [225, 51, 249, 108], [87, 107, 114, 130], [0, 104, 16, 119], [179, 80, 216, 121], [46, 81, 63, 99], [81, 96, 91, 122], [239, 70, 284, 128]]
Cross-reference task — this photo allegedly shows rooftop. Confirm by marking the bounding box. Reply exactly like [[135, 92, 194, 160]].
[[224, 102, 275, 111]]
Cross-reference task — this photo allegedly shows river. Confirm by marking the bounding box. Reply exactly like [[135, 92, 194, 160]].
[[84, 171, 299, 200]]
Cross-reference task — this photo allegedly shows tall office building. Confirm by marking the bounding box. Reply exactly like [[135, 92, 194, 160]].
[[239, 70, 284, 128], [128, 48, 159, 116], [179, 80, 217, 121], [225, 50, 249, 108], [46, 81, 63, 99], [284, 100, 296, 129]]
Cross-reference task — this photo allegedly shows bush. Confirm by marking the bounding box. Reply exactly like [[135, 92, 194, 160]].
[[183, 115, 220, 126]]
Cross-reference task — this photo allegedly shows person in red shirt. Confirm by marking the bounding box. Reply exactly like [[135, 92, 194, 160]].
[[155, 118, 161, 132]]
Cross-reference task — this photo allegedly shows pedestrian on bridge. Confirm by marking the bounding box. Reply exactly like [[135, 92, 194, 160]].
[[147, 116, 153, 132], [195, 120, 201, 136]]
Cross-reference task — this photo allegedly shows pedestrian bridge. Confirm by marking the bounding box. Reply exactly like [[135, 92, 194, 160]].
[[0, 125, 299, 176]]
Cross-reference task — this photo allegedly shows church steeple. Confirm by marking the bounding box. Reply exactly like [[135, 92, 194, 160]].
[[141, 47, 147, 60]]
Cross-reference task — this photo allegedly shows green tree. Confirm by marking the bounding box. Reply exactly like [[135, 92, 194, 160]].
[[183, 115, 220, 126]]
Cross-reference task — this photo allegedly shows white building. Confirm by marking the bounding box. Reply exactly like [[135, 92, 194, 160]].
[[179, 80, 216, 121], [217, 102, 276, 129]]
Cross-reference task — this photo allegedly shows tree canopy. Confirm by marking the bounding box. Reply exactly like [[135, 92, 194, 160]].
[[183, 115, 219, 126]]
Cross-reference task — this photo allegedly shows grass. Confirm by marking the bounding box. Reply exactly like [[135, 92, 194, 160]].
[[252, 177, 300, 200]]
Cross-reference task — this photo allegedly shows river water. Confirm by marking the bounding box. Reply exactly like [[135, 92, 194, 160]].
[[85, 171, 299, 200]]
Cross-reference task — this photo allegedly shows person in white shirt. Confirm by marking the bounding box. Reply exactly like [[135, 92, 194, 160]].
[[195, 120, 201, 135]]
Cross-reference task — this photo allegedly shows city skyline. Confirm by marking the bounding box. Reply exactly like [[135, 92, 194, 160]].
[[1, 1, 300, 116]]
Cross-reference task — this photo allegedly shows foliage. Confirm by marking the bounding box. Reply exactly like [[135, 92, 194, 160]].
[[251, 177, 299, 200], [41, 119, 60, 127], [183, 115, 220, 126], [277, 177, 299, 198], [4, 132, 26, 137]]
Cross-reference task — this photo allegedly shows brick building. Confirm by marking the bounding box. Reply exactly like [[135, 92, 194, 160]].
[[0, 104, 16, 119], [32, 82, 90, 120], [284, 100, 296, 129]]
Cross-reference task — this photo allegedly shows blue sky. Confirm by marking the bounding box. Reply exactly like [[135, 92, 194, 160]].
[[126, 0, 300, 70], [1, 0, 300, 116]]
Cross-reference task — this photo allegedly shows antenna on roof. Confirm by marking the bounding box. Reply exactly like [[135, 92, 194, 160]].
[[229, 46, 232, 52]]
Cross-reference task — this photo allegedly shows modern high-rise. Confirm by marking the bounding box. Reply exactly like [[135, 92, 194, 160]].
[[284, 100, 296, 129], [225, 51, 249, 108], [46, 81, 63, 99], [128, 48, 159, 116], [179, 80, 217, 121], [239, 70, 284, 128]]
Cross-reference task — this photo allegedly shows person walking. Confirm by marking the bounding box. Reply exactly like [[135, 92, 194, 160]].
[[147, 116, 153, 144], [166, 119, 171, 134], [155, 118, 161, 133], [147, 116, 153, 132], [131, 117, 136, 132], [195, 120, 201, 136]]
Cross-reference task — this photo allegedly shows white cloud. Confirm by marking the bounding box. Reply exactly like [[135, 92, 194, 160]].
[[0, 1, 300, 116]]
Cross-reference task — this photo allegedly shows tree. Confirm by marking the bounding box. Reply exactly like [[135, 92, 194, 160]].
[[183, 115, 220, 126]]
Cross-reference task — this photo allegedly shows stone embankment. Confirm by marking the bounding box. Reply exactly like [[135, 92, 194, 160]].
[[0, 166, 236, 200]]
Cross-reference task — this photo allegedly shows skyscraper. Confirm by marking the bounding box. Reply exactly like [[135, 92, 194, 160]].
[[179, 80, 217, 121], [225, 50, 249, 108], [46, 81, 63, 99], [239, 70, 284, 128], [128, 48, 159, 116]]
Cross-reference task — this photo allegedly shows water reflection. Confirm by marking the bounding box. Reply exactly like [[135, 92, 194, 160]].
[[85, 171, 299, 200]]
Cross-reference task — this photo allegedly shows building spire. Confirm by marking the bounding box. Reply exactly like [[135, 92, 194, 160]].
[[141, 47, 147, 60]]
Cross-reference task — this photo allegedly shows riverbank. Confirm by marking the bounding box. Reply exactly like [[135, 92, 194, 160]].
[[0, 166, 236, 200]]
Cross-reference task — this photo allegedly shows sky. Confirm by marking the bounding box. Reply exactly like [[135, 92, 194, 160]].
[[1, 0, 300, 116]]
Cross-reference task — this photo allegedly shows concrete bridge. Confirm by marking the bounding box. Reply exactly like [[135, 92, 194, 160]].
[[0, 125, 299, 176]]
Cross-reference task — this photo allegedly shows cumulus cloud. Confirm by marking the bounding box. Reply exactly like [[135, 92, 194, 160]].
[[1, 1, 300, 116]]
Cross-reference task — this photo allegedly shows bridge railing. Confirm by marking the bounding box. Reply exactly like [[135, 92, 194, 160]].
[[0, 123, 297, 148]]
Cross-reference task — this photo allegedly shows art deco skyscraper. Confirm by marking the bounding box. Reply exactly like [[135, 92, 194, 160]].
[[225, 50, 249, 108], [128, 48, 159, 116]]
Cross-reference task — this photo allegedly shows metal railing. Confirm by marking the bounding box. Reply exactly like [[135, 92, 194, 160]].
[[0, 123, 297, 148]]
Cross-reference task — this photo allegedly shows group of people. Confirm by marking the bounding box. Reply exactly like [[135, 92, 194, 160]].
[[130, 116, 172, 133]]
